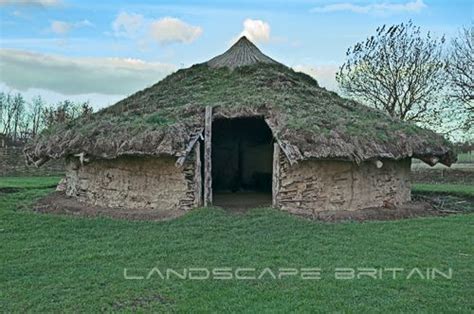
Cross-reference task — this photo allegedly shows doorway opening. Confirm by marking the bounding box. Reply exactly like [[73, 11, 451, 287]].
[[212, 117, 273, 209]]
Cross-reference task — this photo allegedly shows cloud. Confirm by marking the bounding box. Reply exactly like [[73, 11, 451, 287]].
[[310, 0, 426, 15], [0, 82, 124, 110], [112, 12, 144, 38], [236, 19, 271, 44], [0, 49, 175, 95], [0, 0, 61, 7], [12, 10, 28, 18], [111, 13, 202, 45], [293, 64, 339, 91], [50, 19, 93, 35], [50, 20, 71, 34], [149, 17, 202, 45], [76, 19, 93, 27]]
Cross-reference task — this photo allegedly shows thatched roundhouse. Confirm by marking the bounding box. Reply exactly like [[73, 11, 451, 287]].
[[25, 37, 456, 216]]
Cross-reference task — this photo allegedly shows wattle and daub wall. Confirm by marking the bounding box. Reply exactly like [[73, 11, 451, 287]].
[[64, 145, 411, 214], [65, 155, 197, 212], [275, 156, 411, 215]]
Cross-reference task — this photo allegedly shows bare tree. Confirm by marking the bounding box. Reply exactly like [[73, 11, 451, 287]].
[[1, 92, 95, 141], [11, 93, 26, 142], [0, 92, 5, 133], [42, 100, 93, 129], [336, 21, 446, 123], [1, 93, 14, 136], [81, 101, 93, 118], [29, 96, 45, 137], [447, 26, 473, 110]]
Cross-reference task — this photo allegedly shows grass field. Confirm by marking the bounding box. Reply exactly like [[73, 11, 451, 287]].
[[1, 177, 473, 312], [0, 176, 62, 189], [412, 183, 474, 198]]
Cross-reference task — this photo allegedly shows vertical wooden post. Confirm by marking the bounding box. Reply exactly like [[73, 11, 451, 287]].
[[193, 142, 202, 207], [272, 142, 280, 208], [204, 106, 213, 206]]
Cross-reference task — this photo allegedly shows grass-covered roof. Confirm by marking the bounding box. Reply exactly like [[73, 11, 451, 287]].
[[25, 37, 455, 167]]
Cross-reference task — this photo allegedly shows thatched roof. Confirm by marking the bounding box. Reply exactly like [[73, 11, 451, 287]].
[[25, 36, 456, 167], [207, 36, 279, 69]]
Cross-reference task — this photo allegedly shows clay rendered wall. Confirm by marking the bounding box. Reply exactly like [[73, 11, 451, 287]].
[[65, 154, 197, 211], [276, 157, 411, 215]]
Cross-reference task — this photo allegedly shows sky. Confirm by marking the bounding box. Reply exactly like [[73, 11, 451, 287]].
[[0, 0, 472, 109]]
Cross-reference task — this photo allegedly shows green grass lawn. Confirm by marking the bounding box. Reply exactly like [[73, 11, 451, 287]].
[[1, 177, 473, 312], [0, 176, 62, 189], [412, 183, 474, 198]]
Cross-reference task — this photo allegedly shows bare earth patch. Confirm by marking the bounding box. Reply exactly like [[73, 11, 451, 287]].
[[30, 191, 472, 222], [33, 192, 185, 221]]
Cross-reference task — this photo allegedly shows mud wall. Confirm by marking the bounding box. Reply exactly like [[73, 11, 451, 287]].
[[276, 157, 411, 215], [65, 155, 196, 212]]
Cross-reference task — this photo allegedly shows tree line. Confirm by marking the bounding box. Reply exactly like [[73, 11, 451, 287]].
[[0, 93, 93, 144], [336, 21, 473, 142]]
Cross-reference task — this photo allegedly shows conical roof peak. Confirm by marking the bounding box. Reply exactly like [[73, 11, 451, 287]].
[[206, 36, 279, 69], [235, 35, 250, 43]]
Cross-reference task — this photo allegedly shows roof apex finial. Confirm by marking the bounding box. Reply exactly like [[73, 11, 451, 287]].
[[233, 35, 253, 46]]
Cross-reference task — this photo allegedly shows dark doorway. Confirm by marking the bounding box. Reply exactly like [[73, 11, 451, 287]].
[[212, 117, 273, 208]]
